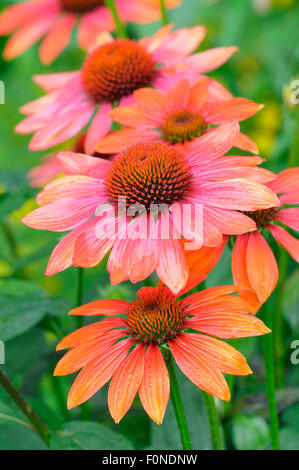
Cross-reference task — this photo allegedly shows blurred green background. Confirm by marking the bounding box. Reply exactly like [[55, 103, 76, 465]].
[[0, 0, 299, 450]]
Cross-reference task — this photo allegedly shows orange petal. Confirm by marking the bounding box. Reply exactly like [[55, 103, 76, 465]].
[[185, 334, 252, 375], [108, 344, 145, 423], [231, 234, 261, 314], [184, 308, 270, 338], [69, 299, 130, 316], [67, 338, 132, 409], [39, 14, 75, 65], [56, 317, 125, 351], [139, 345, 170, 425], [54, 329, 124, 376], [269, 224, 299, 263], [246, 231, 278, 303], [186, 239, 226, 275], [169, 336, 230, 401], [181, 285, 238, 309]]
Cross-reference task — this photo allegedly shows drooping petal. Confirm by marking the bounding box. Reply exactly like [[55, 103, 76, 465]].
[[85, 103, 113, 155], [39, 14, 75, 65], [169, 336, 230, 401], [269, 224, 299, 262], [246, 231, 278, 303], [139, 345, 170, 425], [274, 208, 299, 232], [268, 168, 299, 194], [108, 344, 145, 423], [184, 334, 253, 375], [3, 14, 58, 60], [231, 234, 261, 314], [156, 237, 189, 294], [66, 338, 133, 408], [235, 132, 259, 154]]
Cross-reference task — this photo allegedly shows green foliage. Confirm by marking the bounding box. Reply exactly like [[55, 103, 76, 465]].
[[231, 415, 270, 450]]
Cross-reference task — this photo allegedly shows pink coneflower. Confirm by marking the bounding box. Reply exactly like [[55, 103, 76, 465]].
[[95, 79, 260, 155], [0, 0, 181, 64], [22, 130, 279, 294], [16, 26, 238, 153], [232, 168, 299, 313], [54, 284, 270, 422]]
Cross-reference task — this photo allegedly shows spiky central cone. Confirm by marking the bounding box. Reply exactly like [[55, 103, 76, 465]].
[[243, 208, 278, 229], [105, 143, 192, 211], [162, 110, 206, 144], [60, 0, 103, 13], [82, 40, 156, 103], [126, 289, 186, 344]]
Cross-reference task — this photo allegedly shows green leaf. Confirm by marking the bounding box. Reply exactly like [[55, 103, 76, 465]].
[[282, 403, 299, 431], [50, 421, 134, 450], [231, 414, 270, 450], [0, 423, 47, 450], [0, 401, 32, 429], [0, 294, 70, 341], [280, 428, 299, 450]]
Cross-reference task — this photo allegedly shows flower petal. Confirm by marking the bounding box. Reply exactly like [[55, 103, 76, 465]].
[[66, 338, 133, 408], [200, 98, 262, 124], [108, 344, 145, 423], [139, 345, 170, 425], [269, 224, 299, 262], [246, 231, 278, 303], [169, 335, 230, 401], [69, 299, 130, 317]]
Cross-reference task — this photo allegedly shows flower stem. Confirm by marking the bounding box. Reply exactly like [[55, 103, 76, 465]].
[[160, 0, 169, 26], [202, 392, 224, 450], [105, 0, 128, 38], [1, 218, 19, 259], [0, 368, 51, 446], [263, 303, 280, 450], [165, 352, 192, 450]]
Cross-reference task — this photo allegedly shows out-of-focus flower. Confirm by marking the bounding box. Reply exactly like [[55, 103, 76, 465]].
[[232, 168, 299, 313], [15, 26, 238, 153], [95, 79, 260, 155], [22, 134, 279, 293], [54, 284, 270, 422], [0, 0, 181, 64]]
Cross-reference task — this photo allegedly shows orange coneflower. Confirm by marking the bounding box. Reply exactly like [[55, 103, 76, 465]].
[[232, 168, 299, 313], [0, 0, 181, 64], [95, 79, 260, 155], [54, 284, 270, 424]]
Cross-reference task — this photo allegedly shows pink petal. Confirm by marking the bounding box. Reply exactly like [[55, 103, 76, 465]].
[[85, 103, 113, 155], [39, 13, 75, 65], [185, 46, 238, 73]]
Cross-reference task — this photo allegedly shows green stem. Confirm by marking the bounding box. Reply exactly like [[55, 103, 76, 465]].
[[1, 219, 19, 259], [288, 103, 299, 167], [165, 352, 192, 450], [160, 0, 169, 26], [273, 250, 288, 387], [263, 303, 280, 450], [202, 392, 223, 450], [105, 0, 128, 38], [0, 368, 51, 446]]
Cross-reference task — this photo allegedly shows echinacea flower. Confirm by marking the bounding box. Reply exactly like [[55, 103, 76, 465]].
[[95, 78, 260, 155], [0, 0, 181, 64], [15, 25, 238, 153], [232, 168, 299, 313], [22, 131, 279, 293], [54, 284, 270, 423]]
